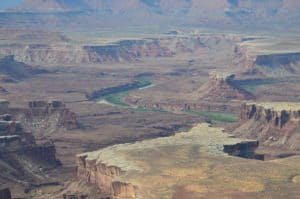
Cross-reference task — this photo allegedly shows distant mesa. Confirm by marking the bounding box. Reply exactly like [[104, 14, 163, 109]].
[[234, 46, 300, 77], [197, 71, 254, 101], [5, 0, 300, 29]]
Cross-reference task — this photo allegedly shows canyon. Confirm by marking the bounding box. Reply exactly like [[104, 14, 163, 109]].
[[0, 1, 300, 198]]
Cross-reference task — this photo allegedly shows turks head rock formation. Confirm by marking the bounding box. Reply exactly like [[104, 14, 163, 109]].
[[197, 71, 254, 101], [234, 102, 300, 151]]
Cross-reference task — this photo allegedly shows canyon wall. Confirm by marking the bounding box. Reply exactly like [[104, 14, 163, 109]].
[[234, 45, 300, 76], [76, 155, 137, 199], [10, 100, 79, 136], [0, 35, 237, 65], [234, 102, 300, 150], [0, 100, 61, 195], [197, 71, 254, 100]]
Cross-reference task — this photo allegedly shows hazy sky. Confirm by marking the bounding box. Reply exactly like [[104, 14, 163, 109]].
[[0, 0, 22, 9]]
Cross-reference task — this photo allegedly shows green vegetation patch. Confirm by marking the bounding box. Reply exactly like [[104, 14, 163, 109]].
[[186, 110, 239, 123], [104, 91, 130, 107]]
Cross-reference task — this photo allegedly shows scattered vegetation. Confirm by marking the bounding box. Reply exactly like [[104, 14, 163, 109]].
[[186, 110, 239, 123], [102, 79, 152, 107]]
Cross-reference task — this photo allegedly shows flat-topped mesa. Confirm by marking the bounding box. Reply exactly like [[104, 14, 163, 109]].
[[234, 45, 300, 76], [197, 71, 254, 101], [0, 35, 236, 65], [76, 155, 137, 199], [235, 102, 300, 150]]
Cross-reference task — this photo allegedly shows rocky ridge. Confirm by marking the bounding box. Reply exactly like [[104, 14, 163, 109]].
[[197, 71, 254, 100], [75, 123, 261, 198], [0, 35, 238, 65], [234, 102, 300, 150], [0, 99, 61, 194], [234, 45, 300, 76], [12, 100, 79, 136]]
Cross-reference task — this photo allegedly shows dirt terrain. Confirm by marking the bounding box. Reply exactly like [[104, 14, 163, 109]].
[[0, 2, 300, 198]]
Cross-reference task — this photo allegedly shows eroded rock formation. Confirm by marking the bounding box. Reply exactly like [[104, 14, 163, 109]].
[[197, 71, 254, 101], [0, 100, 61, 193], [0, 35, 237, 65], [223, 141, 264, 160], [234, 45, 300, 76], [76, 155, 137, 199], [12, 100, 79, 136], [234, 102, 300, 150]]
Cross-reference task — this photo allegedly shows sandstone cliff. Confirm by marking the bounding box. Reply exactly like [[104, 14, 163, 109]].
[[74, 124, 282, 198], [234, 45, 300, 76], [12, 100, 79, 136], [0, 35, 237, 65], [197, 71, 254, 101], [234, 102, 300, 150], [0, 101, 61, 194], [76, 155, 137, 199]]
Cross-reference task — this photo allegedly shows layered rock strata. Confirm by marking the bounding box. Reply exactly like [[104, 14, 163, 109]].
[[197, 71, 254, 100], [0, 35, 238, 65], [10, 100, 79, 135], [234, 102, 300, 150], [76, 124, 264, 198]]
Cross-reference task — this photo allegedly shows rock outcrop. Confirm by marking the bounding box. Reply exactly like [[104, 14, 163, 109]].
[[74, 124, 286, 198], [0, 100, 61, 196], [234, 45, 300, 76], [223, 141, 264, 160], [76, 155, 137, 199], [11, 100, 79, 136], [197, 71, 254, 101], [234, 102, 300, 150]]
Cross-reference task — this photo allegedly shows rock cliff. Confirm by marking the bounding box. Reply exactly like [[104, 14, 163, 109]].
[[197, 71, 254, 101], [234, 45, 300, 76], [234, 102, 300, 150], [11, 100, 79, 136], [0, 35, 237, 65], [0, 100, 61, 193], [76, 155, 137, 198], [74, 124, 277, 198]]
